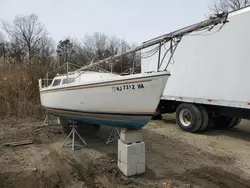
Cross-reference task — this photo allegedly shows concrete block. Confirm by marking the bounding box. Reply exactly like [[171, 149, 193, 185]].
[[133, 141, 145, 155], [137, 153, 145, 164], [120, 129, 143, 144], [136, 162, 145, 174], [124, 143, 135, 156], [118, 161, 136, 176], [117, 136, 146, 176], [118, 139, 123, 150], [121, 152, 137, 165], [118, 140, 135, 164], [118, 150, 121, 163], [118, 140, 145, 164], [119, 143, 136, 165]]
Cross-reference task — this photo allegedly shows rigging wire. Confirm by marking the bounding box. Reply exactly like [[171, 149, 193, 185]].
[[184, 22, 226, 37], [140, 45, 160, 59], [158, 38, 181, 70], [151, 20, 226, 70]]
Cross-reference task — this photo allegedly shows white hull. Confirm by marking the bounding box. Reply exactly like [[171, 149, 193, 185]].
[[39, 71, 170, 128]]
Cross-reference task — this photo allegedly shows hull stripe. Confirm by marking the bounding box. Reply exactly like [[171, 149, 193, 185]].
[[44, 107, 154, 118], [56, 113, 144, 123], [56, 114, 149, 129]]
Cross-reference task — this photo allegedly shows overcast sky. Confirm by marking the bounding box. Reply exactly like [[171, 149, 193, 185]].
[[1, 0, 214, 44]]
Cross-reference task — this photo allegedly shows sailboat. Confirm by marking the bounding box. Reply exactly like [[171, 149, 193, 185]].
[[39, 69, 170, 129], [38, 12, 228, 129]]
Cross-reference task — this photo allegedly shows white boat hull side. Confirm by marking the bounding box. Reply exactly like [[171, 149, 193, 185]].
[[40, 71, 170, 128]]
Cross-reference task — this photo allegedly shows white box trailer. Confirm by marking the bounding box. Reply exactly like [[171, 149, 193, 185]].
[[141, 6, 250, 132]]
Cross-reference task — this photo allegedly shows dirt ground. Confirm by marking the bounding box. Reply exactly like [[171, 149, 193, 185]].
[[1, 114, 250, 188]]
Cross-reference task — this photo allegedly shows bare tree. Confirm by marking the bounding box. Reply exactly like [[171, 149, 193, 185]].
[[81, 32, 140, 73], [83, 32, 108, 61], [70, 39, 93, 66], [1, 14, 48, 62], [0, 32, 5, 59], [208, 0, 250, 14], [0, 31, 4, 43], [83, 33, 131, 60], [56, 38, 75, 65], [36, 36, 55, 63]]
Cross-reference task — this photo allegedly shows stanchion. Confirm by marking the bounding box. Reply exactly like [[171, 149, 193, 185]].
[[42, 112, 54, 126], [106, 126, 120, 144], [61, 121, 87, 150]]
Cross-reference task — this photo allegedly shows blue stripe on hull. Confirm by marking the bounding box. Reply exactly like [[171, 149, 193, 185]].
[[53, 113, 150, 129]]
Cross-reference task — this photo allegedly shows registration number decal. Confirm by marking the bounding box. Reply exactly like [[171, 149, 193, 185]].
[[112, 84, 144, 92]]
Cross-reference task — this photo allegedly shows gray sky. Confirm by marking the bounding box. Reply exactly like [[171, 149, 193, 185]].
[[1, 0, 213, 45]]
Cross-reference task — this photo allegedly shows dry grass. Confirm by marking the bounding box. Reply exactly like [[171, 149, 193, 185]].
[[0, 62, 45, 119]]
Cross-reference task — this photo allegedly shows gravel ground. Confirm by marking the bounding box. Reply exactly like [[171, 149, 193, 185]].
[[0, 114, 250, 188]]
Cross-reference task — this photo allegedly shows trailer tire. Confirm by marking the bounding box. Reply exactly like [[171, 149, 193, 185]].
[[235, 117, 242, 126], [198, 105, 209, 131], [151, 110, 162, 120], [213, 116, 237, 129], [176, 103, 202, 133], [228, 117, 241, 128]]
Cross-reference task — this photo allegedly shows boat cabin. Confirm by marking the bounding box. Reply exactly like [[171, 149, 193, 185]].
[[51, 76, 75, 87], [39, 71, 121, 90]]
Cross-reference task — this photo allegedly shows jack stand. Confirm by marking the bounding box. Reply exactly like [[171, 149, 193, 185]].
[[42, 113, 54, 126], [106, 127, 120, 144], [61, 122, 87, 151]]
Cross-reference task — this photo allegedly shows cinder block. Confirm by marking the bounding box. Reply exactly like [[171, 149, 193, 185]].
[[118, 140, 134, 155], [118, 139, 123, 150], [119, 141, 136, 165], [118, 150, 121, 163], [118, 161, 136, 176], [117, 136, 146, 176], [120, 129, 143, 144], [118, 141, 137, 165], [120, 151, 135, 165], [136, 162, 145, 174], [124, 143, 134, 156], [133, 141, 145, 155], [137, 153, 145, 164], [118, 140, 146, 164]]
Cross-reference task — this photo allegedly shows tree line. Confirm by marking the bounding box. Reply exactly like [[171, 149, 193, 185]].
[[0, 14, 141, 76]]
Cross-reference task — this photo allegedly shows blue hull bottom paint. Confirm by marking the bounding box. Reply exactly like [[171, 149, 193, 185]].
[[46, 107, 153, 129]]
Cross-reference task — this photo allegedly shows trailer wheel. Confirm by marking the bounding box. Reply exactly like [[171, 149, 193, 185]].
[[213, 116, 237, 129], [151, 109, 162, 120], [235, 117, 242, 126], [198, 105, 209, 131], [176, 103, 202, 133], [228, 117, 241, 128]]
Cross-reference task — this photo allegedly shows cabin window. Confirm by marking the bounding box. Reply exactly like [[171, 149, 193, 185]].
[[62, 78, 74, 84], [52, 79, 61, 86]]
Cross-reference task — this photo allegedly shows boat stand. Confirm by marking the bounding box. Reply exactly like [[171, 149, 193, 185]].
[[61, 122, 87, 151], [42, 112, 54, 126], [106, 127, 120, 144]]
